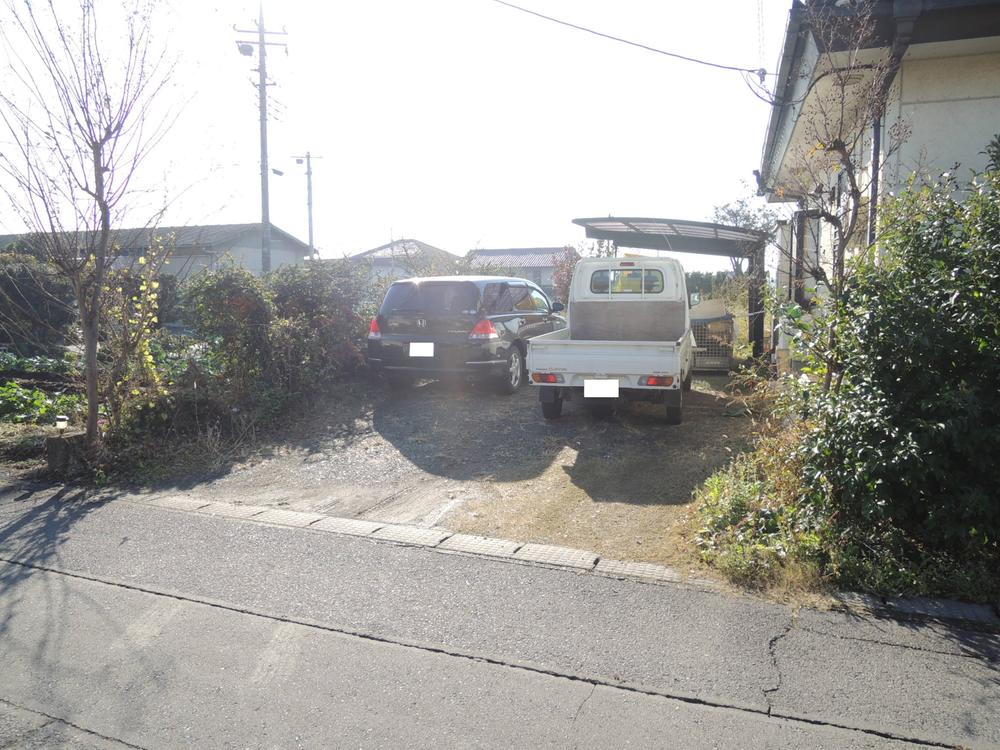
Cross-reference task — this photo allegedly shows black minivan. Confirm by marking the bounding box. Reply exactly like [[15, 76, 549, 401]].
[[367, 276, 565, 393]]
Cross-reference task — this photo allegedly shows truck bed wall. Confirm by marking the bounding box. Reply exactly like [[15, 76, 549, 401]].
[[569, 300, 687, 342]]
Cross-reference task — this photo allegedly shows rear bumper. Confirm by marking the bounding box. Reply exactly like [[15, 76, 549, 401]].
[[368, 358, 506, 375], [538, 384, 680, 405]]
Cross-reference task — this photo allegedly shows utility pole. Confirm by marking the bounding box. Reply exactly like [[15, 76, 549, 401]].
[[293, 152, 322, 258], [235, 4, 286, 274]]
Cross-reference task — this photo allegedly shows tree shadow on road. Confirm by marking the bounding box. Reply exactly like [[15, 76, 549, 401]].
[[0, 481, 117, 617], [0, 481, 164, 736]]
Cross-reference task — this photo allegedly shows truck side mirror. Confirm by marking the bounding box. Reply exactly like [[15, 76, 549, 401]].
[[688, 292, 701, 307], [551, 301, 565, 313]]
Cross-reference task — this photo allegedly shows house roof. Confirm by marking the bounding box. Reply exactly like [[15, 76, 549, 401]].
[[0, 223, 310, 254], [352, 239, 457, 265], [469, 247, 571, 270]]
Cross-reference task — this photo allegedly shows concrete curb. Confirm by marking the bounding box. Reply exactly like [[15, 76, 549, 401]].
[[126, 496, 997, 629]]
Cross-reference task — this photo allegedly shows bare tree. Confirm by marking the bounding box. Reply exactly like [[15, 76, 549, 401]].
[[712, 188, 780, 276], [0, 0, 173, 445], [749, 0, 912, 389]]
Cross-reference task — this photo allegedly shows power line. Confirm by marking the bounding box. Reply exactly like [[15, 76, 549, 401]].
[[490, 0, 771, 78]]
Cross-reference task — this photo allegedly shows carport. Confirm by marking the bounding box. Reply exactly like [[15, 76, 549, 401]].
[[572, 217, 769, 358]]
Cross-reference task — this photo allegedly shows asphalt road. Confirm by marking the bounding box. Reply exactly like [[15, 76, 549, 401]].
[[1, 487, 998, 749]]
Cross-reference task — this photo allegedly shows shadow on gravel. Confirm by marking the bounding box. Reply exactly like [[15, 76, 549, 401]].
[[373, 375, 750, 504], [371, 378, 557, 483]]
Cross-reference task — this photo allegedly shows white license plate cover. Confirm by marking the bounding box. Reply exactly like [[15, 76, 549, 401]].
[[584, 379, 619, 398]]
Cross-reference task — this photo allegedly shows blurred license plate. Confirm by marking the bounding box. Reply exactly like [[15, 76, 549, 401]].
[[584, 379, 619, 398], [409, 342, 434, 357]]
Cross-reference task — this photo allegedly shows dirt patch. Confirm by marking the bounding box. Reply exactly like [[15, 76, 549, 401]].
[[443, 376, 752, 573], [0, 424, 50, 481]]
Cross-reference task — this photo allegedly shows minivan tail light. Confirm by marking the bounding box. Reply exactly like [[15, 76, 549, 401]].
[[368, 318, 382, 340], [469, 319, 499, 340]]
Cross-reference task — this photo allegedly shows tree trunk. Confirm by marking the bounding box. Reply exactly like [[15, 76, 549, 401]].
[[82, 305, 100, 445]]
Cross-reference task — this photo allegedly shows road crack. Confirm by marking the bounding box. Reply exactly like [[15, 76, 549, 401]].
[[0, 697, 148, 749], [762, 611, 796, 715], [571, 683, 596, 725]]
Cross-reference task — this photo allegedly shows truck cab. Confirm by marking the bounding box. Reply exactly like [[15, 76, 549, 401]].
[[526, 257, 694, 423]]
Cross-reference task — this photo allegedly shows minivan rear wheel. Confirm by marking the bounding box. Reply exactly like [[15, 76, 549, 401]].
[[498, 347, 524, 394]]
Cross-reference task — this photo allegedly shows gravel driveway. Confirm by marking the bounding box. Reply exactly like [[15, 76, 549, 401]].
[[155, 374, 751, 570]]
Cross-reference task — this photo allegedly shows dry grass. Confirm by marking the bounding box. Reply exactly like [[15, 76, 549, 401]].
[[0, 422, 51, 479]]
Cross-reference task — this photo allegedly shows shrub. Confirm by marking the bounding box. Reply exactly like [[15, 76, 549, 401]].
[[0, 249, 76, 353], [181, 262, 274, 394], [698, 161, 1000, 602], [802, 169, 1000, 558], [266, 261, 367, 392]]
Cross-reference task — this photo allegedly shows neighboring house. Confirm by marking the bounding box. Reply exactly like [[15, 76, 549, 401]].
[[759, 0, 1000, 366], [467, 247, 571, 297], [351, 239, 458, 280], [0, 223, 309, 280]]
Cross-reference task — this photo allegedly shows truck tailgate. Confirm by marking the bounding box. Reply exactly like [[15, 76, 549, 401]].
[[528, 333, 680, 389]]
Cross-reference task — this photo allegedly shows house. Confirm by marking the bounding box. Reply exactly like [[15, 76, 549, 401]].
[[0, 223, 309, 280], [759, 0, 1000, 367], [351, 239, 458, 280], [467, 247, 574, 297]]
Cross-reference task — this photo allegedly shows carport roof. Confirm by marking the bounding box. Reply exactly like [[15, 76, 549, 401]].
[[572, 217, 767, 257]]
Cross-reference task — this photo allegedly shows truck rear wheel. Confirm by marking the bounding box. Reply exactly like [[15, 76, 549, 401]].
[[541, 397, 563, 419], [665, 404, 683, 424], [681, 371, 693, 392]]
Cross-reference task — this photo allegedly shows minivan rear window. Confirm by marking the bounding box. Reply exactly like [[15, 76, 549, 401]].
[[380, 281, 480, 315], [590, 269, 664, 294]]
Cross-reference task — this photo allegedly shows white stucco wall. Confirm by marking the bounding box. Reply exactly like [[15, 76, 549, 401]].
[[158, 236, 305, 279], [887, 48, 1000, 187]]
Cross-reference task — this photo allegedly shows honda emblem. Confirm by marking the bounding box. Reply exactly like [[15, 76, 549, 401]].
[[416, 318, 427, 328]]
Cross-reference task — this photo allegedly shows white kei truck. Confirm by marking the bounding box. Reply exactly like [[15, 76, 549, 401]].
[[526, 257, 695, 423]]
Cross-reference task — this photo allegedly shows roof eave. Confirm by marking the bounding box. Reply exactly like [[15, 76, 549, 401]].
[[759, 4, 808, 200]]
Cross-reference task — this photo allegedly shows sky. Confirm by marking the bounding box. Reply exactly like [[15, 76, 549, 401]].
[[3, 0, 793, 273]]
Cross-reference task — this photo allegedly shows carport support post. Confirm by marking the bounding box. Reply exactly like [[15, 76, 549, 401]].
[[747, 242, 766, 359]]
